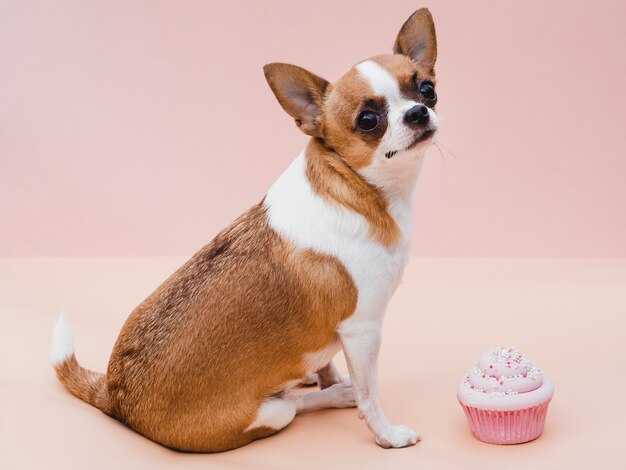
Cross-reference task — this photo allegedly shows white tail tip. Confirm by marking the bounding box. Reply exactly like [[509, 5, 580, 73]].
[[50, 312, 74, 365]]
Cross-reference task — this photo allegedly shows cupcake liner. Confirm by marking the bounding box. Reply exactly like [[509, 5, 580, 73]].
[[459, 399, 551, 445]]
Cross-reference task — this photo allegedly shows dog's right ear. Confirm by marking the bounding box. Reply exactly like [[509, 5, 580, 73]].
[[263, 63, 329, 137]]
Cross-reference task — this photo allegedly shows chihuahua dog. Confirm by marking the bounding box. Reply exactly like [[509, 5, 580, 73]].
[[51, 9, 439, 451]]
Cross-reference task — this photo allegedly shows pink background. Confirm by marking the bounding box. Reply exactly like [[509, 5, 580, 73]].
[[2, 0, 625, 257]]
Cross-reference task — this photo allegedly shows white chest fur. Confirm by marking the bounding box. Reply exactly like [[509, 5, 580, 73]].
[[264, 152, 420, 326]]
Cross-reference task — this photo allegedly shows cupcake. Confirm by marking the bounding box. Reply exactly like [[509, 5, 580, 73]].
[[457, 347, 554, 444]]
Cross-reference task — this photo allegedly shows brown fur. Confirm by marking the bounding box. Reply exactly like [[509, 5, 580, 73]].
[[54, 356, 113, 416], [321, 68, 388, 170], [55, 203, 357, 452], [305, 138, 400, 246], [263, 63, 329, 137], [393, 8, 437, 74]]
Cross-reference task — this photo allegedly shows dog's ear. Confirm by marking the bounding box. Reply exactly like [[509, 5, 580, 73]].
[[393, 8, 437, 73], [263, 63, 329, 137]]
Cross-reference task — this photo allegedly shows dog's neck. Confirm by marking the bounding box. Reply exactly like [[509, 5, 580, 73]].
[[304, 138, 424, 247], [357, 151, 425, 203]]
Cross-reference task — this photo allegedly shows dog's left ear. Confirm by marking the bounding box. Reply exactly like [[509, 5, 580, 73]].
[[263, 63, 329, 137], [393, 8, 437, 73]]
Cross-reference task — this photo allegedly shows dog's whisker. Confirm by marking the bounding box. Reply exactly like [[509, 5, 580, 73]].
[[434, 142, 446, 168], [437, 140, 459, 160]]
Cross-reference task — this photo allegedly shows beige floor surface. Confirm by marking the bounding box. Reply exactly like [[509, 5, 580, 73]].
[[1, 257, 625, 469]]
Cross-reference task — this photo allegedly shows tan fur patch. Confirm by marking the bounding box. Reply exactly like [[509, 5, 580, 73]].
[[264, 63, 329, 137], [93, 203, 358, 452], [321, 68, 386, 170], [305, 138, 400, 246], [393, 8, 438, 74], [54, 356, 113, 416]]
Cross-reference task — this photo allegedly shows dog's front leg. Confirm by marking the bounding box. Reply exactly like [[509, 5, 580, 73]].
[[339, 320, 420, 448]]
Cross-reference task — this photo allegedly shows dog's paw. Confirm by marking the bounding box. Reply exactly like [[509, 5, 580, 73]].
[[327, 381, 357, 408], [334, 375, 351, 387], [375, 425, 421, 449], [318, 373, 349, 390], [316, 362, 349, 389], [300, 372, 318, 387]]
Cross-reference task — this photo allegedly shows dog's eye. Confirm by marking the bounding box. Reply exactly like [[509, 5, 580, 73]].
[[419, 81, 436, 102], [356, 111, 379, 131]]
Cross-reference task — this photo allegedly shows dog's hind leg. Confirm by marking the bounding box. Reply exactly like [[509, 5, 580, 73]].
[[316, 361, 346, 389], [300, 361, 347, 388], [245, 397, 297, 435], [247, 381, 356, 431], [244, 381, 356, 446], [289, 381, 356, 413]]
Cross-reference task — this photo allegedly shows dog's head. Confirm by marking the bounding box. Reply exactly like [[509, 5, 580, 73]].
[[264, 9, 438, 184]]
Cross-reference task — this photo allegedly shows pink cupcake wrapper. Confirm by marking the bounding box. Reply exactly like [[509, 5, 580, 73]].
[[459, 399, 551, 445]]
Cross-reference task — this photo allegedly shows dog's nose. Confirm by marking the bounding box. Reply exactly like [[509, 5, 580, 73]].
[[404, 105, 430, 127]]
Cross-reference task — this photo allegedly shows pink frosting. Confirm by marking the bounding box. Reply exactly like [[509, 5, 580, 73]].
[[458, 347, 554, 411]]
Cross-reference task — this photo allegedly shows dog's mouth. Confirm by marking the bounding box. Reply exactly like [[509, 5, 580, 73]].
[[384, 129, 436, 159], [407, 129, 436, 149]]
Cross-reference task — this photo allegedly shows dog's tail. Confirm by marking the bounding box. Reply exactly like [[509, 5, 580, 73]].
[[50, 313, 114, 416]]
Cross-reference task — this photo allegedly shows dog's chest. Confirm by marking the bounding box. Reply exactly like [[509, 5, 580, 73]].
[[265, 153, 413, 320]]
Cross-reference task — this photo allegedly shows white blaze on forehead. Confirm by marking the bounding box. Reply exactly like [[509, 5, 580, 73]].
[[355, 60, 400, 101]]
